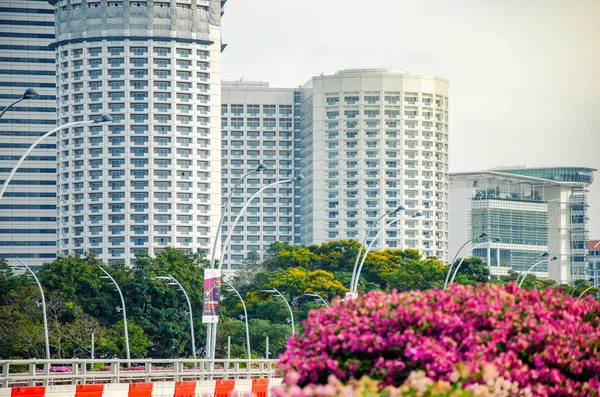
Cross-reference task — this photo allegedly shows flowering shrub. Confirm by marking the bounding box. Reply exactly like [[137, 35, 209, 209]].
[[278, 283, 600, 396]]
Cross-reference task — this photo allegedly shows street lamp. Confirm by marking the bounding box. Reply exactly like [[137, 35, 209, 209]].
[[515, 252, 549, 285], [262, 288, 295, 335], [351, 211, 423, 294], [14, 258, 50, 360], [98, 266, 130, 365], [517, 256, 558, 288], [153, 275, 197, 362], [349, 205, 404, 292], [222, 280, 251, 360], [446, 238, 501, 288], [571, 278, 594, 297], [443, 233, 488, 290], [205, 174, 304, 359], [578, 283, 600, 299], [210, 164, 267, 269], [0, 88, 39, 119], [0, 115, 112, 201], [303, 292, 329, 308]]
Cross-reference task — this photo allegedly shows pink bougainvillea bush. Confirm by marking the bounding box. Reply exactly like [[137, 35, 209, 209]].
[[278, 283, 600, 396]]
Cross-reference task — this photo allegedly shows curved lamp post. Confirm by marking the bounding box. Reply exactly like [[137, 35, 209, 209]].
[[262, 288, 295, 335], [15, 258, 50, 360], [443, 233, 488, 290], [222, 280, 251, 360], [210, 164, 267, 269], [446, 238, 501, 288], [349, 205, 404, 292], [0, 115, 112, 201], [351, 211, 423, 294], [516, 252, 549, 285], [99, 266, 130, 365], [571, 278, 594, 297], [153, 275, 197, 362], [578, 284, 600, 299], [0, 88, 39, 119], [517, 256, 558, 288], [303, 292, 329, 308], [206, 174, 304, 359]]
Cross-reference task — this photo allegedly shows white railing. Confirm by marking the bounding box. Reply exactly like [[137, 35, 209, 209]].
[[0, 359, 280, 388]]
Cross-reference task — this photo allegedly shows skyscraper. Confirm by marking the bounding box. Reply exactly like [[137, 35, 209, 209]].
[[0, 0, 57, 266], [220, 81, 297, 269], [51, 0, 223, 264], [298, 69, 450, 260]]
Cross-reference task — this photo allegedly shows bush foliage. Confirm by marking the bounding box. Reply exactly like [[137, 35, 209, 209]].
[[279, 283, 600, 396]]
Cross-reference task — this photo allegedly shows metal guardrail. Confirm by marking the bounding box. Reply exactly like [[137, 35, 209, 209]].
[[0, 359, 280, 387]]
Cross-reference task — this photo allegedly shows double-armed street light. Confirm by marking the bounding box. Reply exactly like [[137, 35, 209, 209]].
[[350, 211, 422, 294], [206, 174, 304, 359], [578, 284, 600, 299], [98, 266, 130, 365], [0, 115, 112, 202], [153, 275, 197, 362], [262, 288, 295, 335], [222, 280, 251, 360], [446, 237, 501, 288], [14, 258, 50, 360], [203, 163, 266, 360], [0, 88, 39, 119], [571, 278, 594, 297], [517, 255, 558, 288], [303, 292, 329, 308], [349, 205, 404, 293], [443, 233, 489, 290]]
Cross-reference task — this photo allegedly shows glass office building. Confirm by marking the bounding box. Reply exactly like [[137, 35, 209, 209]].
[[449, 167, 596, 283]]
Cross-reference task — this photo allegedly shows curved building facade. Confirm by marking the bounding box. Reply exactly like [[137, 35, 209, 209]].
[[299, 69, 450, 261], [51, 0, 223, 264]]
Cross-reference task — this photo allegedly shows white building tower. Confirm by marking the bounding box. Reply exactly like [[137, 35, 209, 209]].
[[299, 68, 450, 261], [0, 0, 57, 266], [51, 0, 223, 264]]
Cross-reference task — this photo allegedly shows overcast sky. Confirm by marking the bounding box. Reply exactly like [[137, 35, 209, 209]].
[[221, 0, 600, 237]]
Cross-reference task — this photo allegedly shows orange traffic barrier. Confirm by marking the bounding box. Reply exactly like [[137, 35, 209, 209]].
[[251, 379, 269, 397], [128, 383, 153, 397], [173, 381, 196, 397], [75, 384, 104, 397], [11, 387, 45, 397], [214, 380, 235, 397]]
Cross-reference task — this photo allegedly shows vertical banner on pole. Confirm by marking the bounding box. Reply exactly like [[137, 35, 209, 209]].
[[202, 269, 222, 323]]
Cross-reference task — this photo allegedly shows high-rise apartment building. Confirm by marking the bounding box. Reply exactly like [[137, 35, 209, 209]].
[[0, 0, 57, 266], [298, 69, 450, 260], [220, 81, 297, 269], [588, 240, 600, 286], [449, 167, 595, 284], [51, 0, 223, 264]]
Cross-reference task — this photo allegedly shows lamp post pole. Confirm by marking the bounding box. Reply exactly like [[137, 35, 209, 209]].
[[262, 288, 295, 335], [571, 278, 594, 297], [99, 266, 130, 365], [351, 212, 422, 294], [222, 280, 251, 360], [303, 292, 329, 308], [15, 258, 50, 360], [517, 256, 558, 288], [153, 275, 197, 362], [206, 175, 304, 359], [578, 284, 600, 299], [443, 233, 489, 290], [446, 238, 501, 288], [0, 88, 39, 119], [0, 115, 112, 202], [349, 205, 404, 293]]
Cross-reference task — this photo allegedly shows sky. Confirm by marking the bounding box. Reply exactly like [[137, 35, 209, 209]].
[[220, 0, 600, 237]]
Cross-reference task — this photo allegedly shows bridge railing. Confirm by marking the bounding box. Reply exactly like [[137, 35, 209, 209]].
[[0, 359, 280, 387]]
